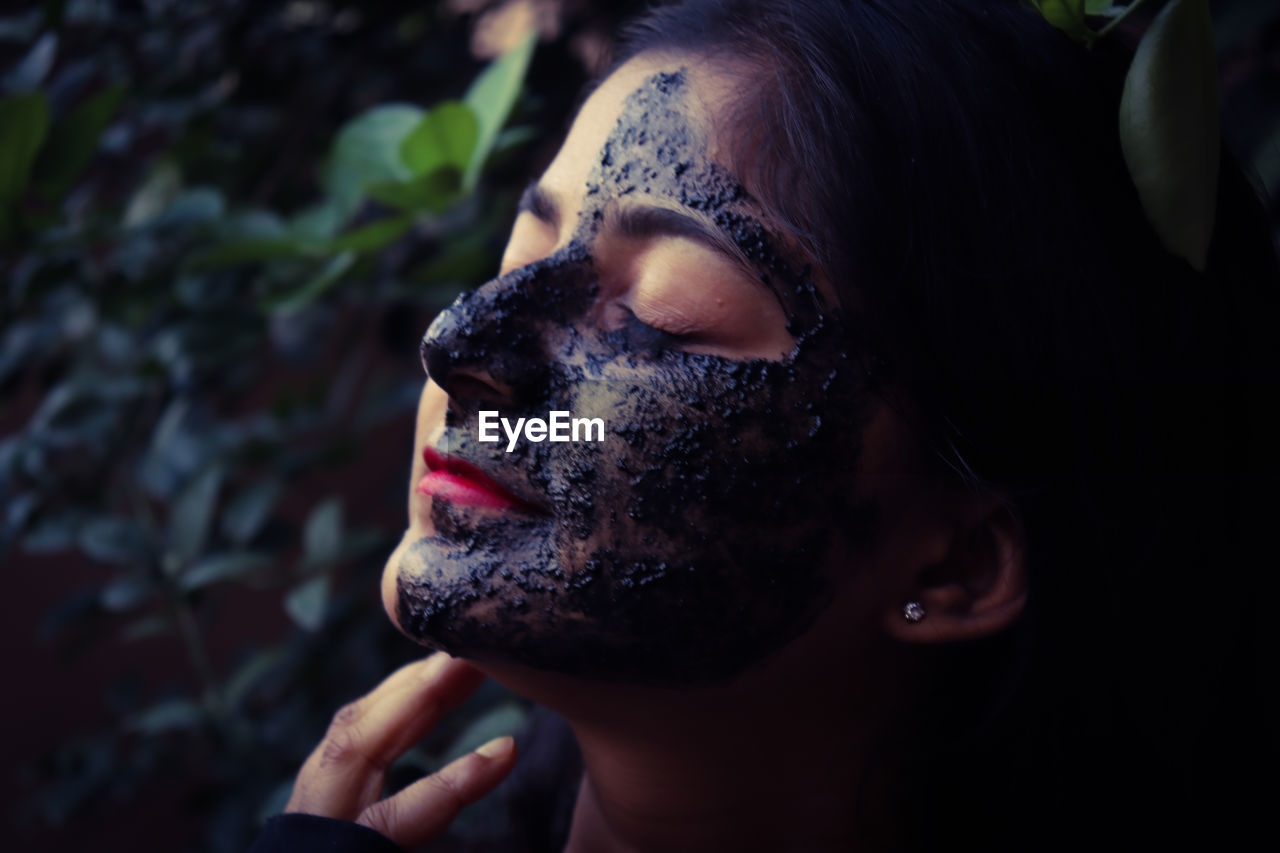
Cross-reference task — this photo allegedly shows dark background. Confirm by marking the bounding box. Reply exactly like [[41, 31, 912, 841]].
[[1, 2, 1277, 852]]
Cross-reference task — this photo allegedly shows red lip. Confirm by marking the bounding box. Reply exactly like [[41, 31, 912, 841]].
[[417, 447, 545, 514]]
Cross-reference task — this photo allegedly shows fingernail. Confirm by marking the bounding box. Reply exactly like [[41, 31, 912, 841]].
[[475, 735, 514, 760], [419, 652, 450, 680]]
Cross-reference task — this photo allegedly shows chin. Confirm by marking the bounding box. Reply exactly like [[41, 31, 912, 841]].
[[381, 529, 417, 633]]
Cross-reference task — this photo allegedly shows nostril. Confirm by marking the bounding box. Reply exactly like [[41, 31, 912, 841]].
[[419, 334, 453, 384], [417, 277, 558, 406]]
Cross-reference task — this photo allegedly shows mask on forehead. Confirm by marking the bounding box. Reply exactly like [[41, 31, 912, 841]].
[[396, 69, 877, 686]]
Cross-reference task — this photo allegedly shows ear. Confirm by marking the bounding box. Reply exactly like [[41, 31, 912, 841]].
[[883, 494, 1028, 644]]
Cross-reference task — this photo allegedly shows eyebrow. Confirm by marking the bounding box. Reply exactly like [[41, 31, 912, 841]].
[[517, 182, 560, 230], [516, 180, 760, 287]]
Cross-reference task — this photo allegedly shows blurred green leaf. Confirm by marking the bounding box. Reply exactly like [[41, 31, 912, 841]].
[[78, 517, 150, 566], [127, 699, 203, 734], [168, 465, 224, 567], [100, 575, 155, 612], [289, 199, 345, 243], [221, 479, 282, 546], [401, 101, 478, 177], [323, 104, 422, 219], [32, 83, 126, 198], [1085, 0, 1113, 14], [1030, 0, 1092, 41], [120, 614, 172, 642], [224, 647, 288, 710], [331, 215, 412, 253], [0, 91, 50, 209], [180, 551, 274, 592], [261, 250, 356, 312], [367, 167, 462, 214], [3, 32, 56, 92], [284, 575, 330, 631], [123, 161, 181, 227], [463, 30, 536, 190], [302, 497, 343, 568], [1119, 0, 1220, 271], [153, 187, 225, 229], [189, 236, 311, 269]]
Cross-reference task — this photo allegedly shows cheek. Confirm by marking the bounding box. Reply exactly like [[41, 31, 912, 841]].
[[383, 379, 450, 630], [542, 336, 877, 596], [416, 379, 449, 455]]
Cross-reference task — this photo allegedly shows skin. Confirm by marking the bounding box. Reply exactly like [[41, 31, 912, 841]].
[[288, 53, 1030, 852], [387, 59, 878, 686]]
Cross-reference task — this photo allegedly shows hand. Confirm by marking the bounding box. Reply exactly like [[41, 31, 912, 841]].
[[284, 652, 518, 849]]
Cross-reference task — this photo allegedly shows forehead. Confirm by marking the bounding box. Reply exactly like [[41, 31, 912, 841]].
[[540, 54, 733, 215], [536, 52, 840, 312]]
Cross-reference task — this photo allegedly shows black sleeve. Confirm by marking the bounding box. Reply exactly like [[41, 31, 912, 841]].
[[247, 813, 406, 853]]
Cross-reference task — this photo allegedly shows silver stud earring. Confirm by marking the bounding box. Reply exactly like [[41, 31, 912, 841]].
[[902, 601, 926, 623]]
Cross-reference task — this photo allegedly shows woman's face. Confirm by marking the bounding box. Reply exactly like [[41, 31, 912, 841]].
[[381, 54, 884, 686]]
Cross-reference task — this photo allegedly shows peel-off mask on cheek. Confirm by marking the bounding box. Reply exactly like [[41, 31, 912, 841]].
[[394, 68, 878, 685]]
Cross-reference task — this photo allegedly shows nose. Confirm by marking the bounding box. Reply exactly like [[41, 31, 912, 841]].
[[419, 253, 591, 404]]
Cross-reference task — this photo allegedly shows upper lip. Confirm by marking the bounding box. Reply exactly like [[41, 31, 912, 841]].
[[420, 447, 549, 515]]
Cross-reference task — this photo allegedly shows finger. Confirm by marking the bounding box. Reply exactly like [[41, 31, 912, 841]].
[[354, 651, 459, 708], [356, 735, 518, 849], [286, 653, 487, 819]]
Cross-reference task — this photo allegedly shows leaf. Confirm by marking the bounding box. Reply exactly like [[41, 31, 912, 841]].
[[120, 614, 171, 642], [224, 647, 288, 710], [463, 30, 536, 189], [31, 83, 125, 198], [221, 479, 282, 545], [1030, 0, 1092, 42], [179, 551, 274, 591], [3, 32, 57, 92], [1084, 0, 1113, 14], [78, 517, 150, 566], [323, 104, 422, 220], [1119, 0, 1220, 271], [401, 101, 479, 177], [153, 186, 224, 228], [289, 199, 345, 243], [0, 91, 49, 205], [99, 575, 154, 612], [261, 250, 356, 312], [330, 216, 412, 253], [188, 236, 309, 269], [284, 575, 330, 631], [168, 465, 224, 567], [302, 497, 343, 568], [122, 160, 181, 227], [127, 699, 203, 734], [23, 509, 87, 553], [367, 167, 462, 214]]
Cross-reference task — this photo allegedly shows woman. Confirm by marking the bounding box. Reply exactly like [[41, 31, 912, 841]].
[[251, 0, 1278, 850]]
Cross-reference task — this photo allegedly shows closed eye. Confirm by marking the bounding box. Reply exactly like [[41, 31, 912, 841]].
[[605, 304, 690, 353]]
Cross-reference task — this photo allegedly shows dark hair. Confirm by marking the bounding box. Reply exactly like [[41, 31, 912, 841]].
[[614, 0, 1278, 847]]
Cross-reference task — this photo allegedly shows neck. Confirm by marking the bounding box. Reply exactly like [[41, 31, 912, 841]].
[[474, 567, 921, 851], [480, 631, 914, 852], [562, 705, 899, 852]]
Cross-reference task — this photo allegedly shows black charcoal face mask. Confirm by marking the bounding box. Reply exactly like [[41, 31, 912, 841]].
[[396, 68, 878, 686]]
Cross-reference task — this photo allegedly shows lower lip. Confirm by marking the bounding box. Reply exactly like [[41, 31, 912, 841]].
[[416, 448, 538, 512], [416, 470, 525, 511]]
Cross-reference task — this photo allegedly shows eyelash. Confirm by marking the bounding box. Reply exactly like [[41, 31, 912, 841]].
[[611, 304, 690, 352]]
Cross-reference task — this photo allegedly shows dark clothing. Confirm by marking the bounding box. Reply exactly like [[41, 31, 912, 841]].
[[248, 707, 582, 853]]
